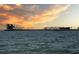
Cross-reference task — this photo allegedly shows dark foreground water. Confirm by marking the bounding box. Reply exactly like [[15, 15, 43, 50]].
[[0, 30, 79, 54]]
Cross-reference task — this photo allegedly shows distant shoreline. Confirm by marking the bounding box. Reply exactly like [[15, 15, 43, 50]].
[[3, 29, 79, 31]]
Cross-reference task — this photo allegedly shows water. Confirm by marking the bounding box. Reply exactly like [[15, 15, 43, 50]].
[[0, 30, 79, 54]]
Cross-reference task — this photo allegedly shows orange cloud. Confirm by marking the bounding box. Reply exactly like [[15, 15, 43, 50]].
[[0, 13, 34, 29], [0, 4, 22, 11], [30, 5, 70, 23], [0, 4, 70, 29]]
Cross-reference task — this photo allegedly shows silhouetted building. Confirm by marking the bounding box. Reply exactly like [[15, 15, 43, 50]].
[[59, 27, 70, 30], [44, 27, 71, 30], [6, 24, 14, 30], [44, 27, 59, 30]]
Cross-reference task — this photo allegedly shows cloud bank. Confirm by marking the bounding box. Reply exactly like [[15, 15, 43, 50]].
[[0, 4, 70, 29]]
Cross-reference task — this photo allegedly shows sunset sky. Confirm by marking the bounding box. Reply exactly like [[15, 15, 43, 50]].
[[0, 4, 79, 29]]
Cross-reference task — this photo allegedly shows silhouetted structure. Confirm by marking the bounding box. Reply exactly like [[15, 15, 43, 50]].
[[6, 24, 14, 30], [59, 27, 70, 30], [44, 27, 59, 30], [44, 27, 71, 30]]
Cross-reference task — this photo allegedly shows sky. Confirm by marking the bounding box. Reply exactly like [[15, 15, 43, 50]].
[[0, 4, 79, 29]]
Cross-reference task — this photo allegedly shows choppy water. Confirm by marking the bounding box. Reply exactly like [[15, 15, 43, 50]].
[[0, 30, 79, 54]]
